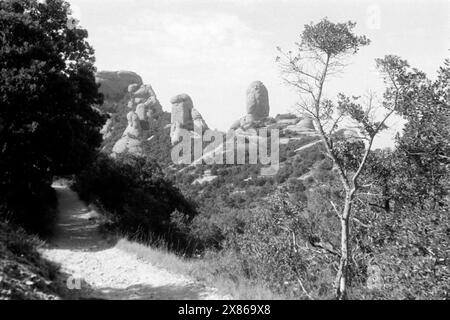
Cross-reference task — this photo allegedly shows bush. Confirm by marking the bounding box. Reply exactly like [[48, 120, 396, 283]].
[[353, 202, 450, 299], [183, 190, 339, 299], [73, 153, 197, 250], [220, 192, 337, 299]]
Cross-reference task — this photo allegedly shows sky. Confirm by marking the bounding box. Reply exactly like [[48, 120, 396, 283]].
[[68, 0, 449, 148]]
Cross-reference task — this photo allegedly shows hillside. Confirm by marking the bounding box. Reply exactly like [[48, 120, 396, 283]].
[[95, 72, 344, 220], [0, 222, 64, 300]]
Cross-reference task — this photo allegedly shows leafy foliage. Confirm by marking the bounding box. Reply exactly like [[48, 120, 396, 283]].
[[363, 204, 449, 299], [73, 153, 197, 249], [301, 19, 370, 56], [0, 0, 105, 231]]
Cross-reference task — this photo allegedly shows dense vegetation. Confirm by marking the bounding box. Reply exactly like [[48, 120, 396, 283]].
[[0, 0, 106, 300], [0, 0, 105, 233], [73, 153, 198, 249]]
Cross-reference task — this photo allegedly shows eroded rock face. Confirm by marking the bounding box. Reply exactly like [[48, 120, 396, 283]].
[[123, 111, 142, 138], [230, 81, 270, 131], [170, 121, 183, 145], [284, 117, 316, 135], [246, 81, 269, 120], [169, 94, 209, 145], [170, 94, 194, 129], [192, 108, 208, 132], [111, 135, 143, 156], [128, 83, 140, 94], [96, 71, 142, 101], [129, 84, 163, 130], [100, 71, 169, 157], [112, 111, 143, 156]]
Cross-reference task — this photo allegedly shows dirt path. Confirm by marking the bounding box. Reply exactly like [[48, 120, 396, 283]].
[[40, 182, 227, 300]]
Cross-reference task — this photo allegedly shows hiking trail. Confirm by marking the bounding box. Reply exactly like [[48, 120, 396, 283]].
[[41, 182, 228, 300]]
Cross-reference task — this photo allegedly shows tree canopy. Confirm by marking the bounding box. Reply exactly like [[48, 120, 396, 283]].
[[0, 0, 105, 227]]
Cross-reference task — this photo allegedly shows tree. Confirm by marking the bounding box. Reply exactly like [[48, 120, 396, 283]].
[[0, 0, 105, 226], [362, 59, 449, 211], [277, 19, 403, 299], [392, 59, 450, 206]]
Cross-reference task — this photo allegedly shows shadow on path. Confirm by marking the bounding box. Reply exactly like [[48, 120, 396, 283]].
[[45, 182, 116, 251]]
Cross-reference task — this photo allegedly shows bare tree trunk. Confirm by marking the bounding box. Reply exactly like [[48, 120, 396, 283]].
[[335, 191, 353, 300]]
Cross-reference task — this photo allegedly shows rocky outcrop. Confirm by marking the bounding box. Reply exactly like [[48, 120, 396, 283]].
[[128, 84, 163, 130], [170, 94, 194, 130], [192, 107, 208, 132], [96, 71, 142, 101], [228, 81, 316, 138], [297, 117, 315, 131], [170, 94, 208, 144], [123, 111, 143, 137], [230, 81, 271, 131], [100, 118, 113, 139], [109, 74, 166, 157], [112, 111, 144, 156], [246, 81, 269, 120], [275, 113, 300, 125], [285, 116, 316, 133]]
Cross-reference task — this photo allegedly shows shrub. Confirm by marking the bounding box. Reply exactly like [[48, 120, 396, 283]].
[[73, 153, 197, 249], [353, 202, 450, 299], [222, 192, 337, 299]]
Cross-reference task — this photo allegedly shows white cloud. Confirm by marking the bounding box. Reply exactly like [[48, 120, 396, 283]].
[[130, 12, 265, 66]]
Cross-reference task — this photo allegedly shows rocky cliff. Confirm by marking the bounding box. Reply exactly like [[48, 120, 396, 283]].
[[169, 93, 209, 145], [95, 71, 171, 161]]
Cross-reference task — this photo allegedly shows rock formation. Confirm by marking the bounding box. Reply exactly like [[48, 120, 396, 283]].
[[112, 111, 144, 156], [246, 81, 270, 120], [285, 116, 316, 133], [170, 121, 183, 145], [128, 84, 163, 130], [123, 111, 143, 137], [228, 81, 318, 145], [100, 118, 113, 139], [230, 81, 271, 131], [105, 72, 166, 157], [170, 94, 194, 130], [96, 71, 142, 101], [228, 81, 317, 138], [191, 107, 208, 132], [297, 117, 315, 131], [169, 94, 208, 144]]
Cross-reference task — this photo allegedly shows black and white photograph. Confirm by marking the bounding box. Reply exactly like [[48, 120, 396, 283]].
[[0, 0, 448, 306]]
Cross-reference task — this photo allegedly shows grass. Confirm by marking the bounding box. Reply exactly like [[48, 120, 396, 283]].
[[115, 238, 284, 300]]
